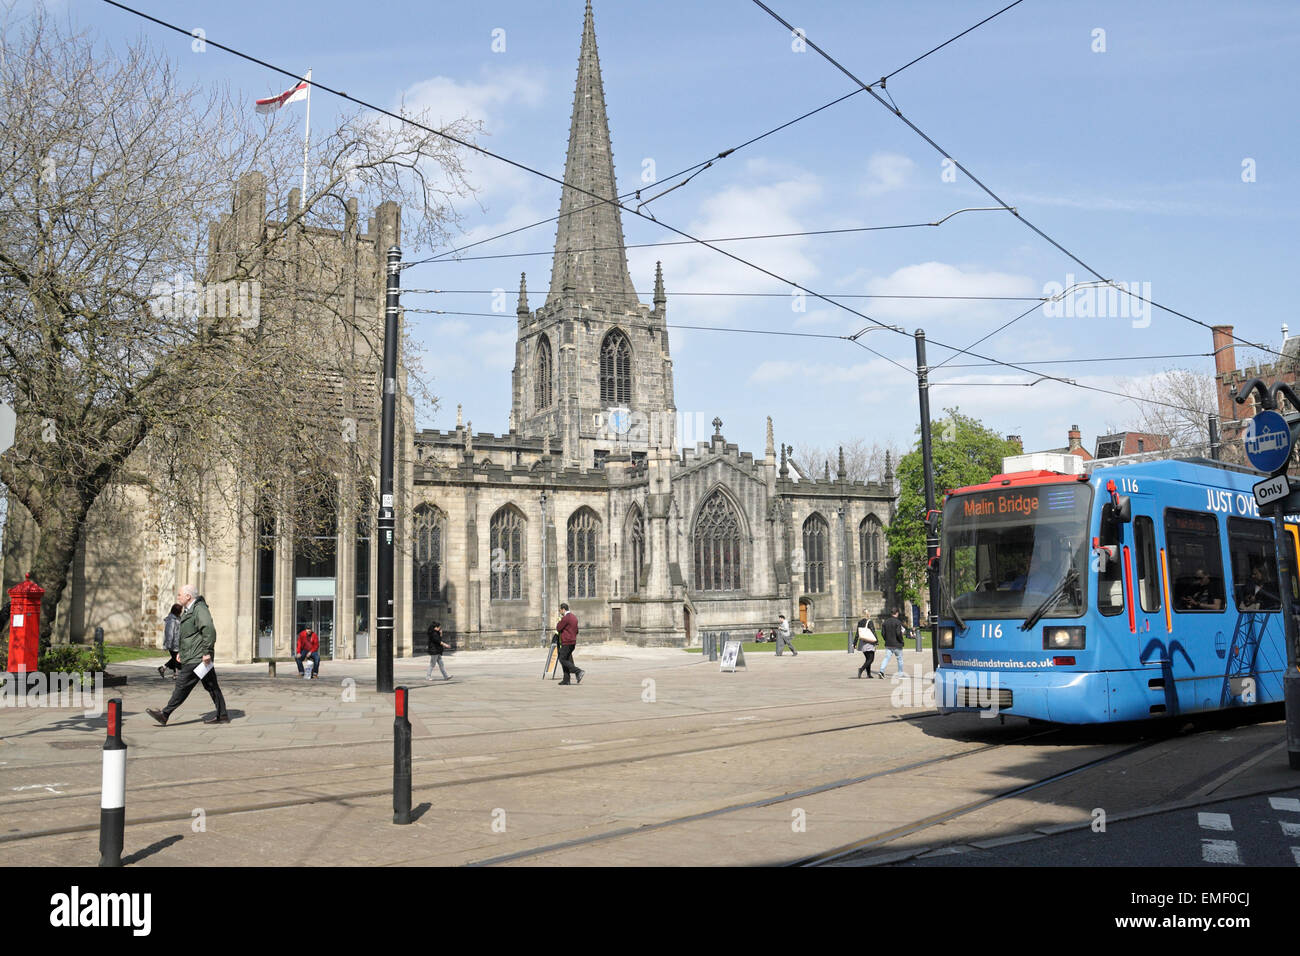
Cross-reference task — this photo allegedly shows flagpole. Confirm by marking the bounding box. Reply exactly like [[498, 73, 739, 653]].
[[301, 69, 312, 206]]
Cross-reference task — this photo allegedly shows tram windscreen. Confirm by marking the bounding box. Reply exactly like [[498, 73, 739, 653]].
[[941, 483, 1092, 622]]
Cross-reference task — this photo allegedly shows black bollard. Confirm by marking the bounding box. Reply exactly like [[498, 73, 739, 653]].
[[98, 698, 125, 867], [393, 686, 412, 825]]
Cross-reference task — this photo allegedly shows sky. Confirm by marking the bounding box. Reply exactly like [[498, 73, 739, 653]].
[[63, 0, 1300, 463]]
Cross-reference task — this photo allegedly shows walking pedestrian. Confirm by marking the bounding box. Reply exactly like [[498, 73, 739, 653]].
[[775, 614, 798, 656], [157, 603, 182, 678], [855, 611, 878, 678], [146, 585, 230, 725], [879, 608, 907, 678], [426, 620, 451, 680], [556, 602, 584, 685]]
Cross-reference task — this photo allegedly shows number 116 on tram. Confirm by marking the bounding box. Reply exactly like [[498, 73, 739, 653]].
[[933, 458, 1291, 724]]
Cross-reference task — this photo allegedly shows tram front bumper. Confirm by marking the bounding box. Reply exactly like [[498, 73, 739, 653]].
[[935, 667, 1112, 724]]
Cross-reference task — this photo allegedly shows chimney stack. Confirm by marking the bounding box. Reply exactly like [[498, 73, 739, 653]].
[[1068, 425, 1082, 452], [1212, 325, 1236, 378]]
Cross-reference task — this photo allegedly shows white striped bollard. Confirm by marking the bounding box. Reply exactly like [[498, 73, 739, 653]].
[[99, 697, 125, 867], [393, 686, 411, 825]]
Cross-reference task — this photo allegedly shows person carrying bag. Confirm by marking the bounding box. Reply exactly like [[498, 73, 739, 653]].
[[855, 612, 879, 678]]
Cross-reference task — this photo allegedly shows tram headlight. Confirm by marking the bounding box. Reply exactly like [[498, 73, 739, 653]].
[[1043, 626, 1085, 650], [938, 627, 954, 648]]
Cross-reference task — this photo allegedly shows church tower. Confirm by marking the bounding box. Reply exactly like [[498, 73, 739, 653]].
[[510, 0, 676, 468]]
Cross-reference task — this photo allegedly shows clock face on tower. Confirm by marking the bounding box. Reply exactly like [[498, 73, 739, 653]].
[[607, 407, 631, 439]]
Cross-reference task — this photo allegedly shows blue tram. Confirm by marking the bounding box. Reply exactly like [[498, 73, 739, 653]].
[[933, 458, 1292, 724]]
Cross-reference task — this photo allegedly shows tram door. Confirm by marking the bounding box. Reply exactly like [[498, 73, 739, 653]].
[[296, 598, 335, 659]]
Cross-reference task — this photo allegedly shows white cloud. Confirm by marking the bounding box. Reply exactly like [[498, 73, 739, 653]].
[[627, 165, 826, 327], [401, 67, 546, 133], [860, 151, 915, 198], [862, 261, 1039, 324], [398, 67, 548, 201]]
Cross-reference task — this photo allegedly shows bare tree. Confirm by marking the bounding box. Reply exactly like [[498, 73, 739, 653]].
[[794, 437, 900, 483], [1109, 367, 1219, 454], [0, 12, 478, 641]]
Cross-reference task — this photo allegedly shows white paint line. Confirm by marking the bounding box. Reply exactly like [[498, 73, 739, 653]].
[[1281, 821, 1300, 838], [1291, 847, 1300, 867], [1197, 812, 1233, 831], [1269, 797, 1300, 813], [1201, 839, 1241, 865]]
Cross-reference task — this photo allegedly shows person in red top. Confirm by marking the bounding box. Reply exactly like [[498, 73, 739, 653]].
[[296, 628, 321, 679], [555, 602, 584, 686]]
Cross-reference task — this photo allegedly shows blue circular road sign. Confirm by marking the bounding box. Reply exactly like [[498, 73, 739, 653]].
[[1244, 410, 1293, 473]]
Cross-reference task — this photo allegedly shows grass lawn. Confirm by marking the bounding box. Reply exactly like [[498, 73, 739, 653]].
[[102, 644, 166, 664], [685, 629, 935, 653]]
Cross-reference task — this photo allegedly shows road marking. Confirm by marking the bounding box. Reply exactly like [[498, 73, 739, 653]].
[[1269, 797, 1300, 813], [1292, 847, 1300, 867], [1201, 839, 1241, 865], [1281, 821, 1300, 838], [1197, 812, 1233, 831], [10, 783, 68, 794]]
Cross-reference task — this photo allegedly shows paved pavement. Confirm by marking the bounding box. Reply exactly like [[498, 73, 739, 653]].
[[895, 790, 1300, 867], [2, 643, 1297, 867]]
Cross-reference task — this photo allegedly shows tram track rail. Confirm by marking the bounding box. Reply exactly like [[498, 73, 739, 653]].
[[0, 696, 941, 844]]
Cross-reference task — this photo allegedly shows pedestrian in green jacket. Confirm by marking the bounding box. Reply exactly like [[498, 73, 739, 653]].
[[147, 584, 230, 725]]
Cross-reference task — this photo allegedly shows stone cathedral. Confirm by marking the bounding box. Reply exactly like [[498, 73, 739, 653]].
[[408, 2, 895, 649], [2, 1, 896, 661]]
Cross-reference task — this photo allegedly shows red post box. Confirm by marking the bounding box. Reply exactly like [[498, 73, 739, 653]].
[[8, 573, 44, 673]]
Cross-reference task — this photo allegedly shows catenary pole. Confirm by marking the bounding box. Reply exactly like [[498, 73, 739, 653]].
[[377, 246, 400, 694], [916, 330, 940, 671]]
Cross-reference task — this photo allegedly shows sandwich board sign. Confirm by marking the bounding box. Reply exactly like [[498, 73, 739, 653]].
[[719, 640, 746, 673]]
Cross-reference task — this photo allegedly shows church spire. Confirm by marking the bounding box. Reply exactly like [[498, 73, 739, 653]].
[[653, 261, 666, 308], [517, 272, 529, 318], [546, 1, 636, 305]]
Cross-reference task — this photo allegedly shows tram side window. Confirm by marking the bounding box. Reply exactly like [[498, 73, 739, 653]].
[[1165, 509, 1226, 613], [1227, 517, 1281, 612], [1096, 502, 1124, 617], [1134, 515, 1161, 613]]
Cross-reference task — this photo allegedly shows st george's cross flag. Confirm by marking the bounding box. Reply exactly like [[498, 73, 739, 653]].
[[255, 74, 310, 113]]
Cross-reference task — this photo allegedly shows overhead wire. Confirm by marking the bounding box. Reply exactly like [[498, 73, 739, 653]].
[[405, 206, 1010, 265], [102, 0, 919, 374], [408, 86, 868, 267], [747, 0, 1284, 364], [104, 0, 1239, 419]]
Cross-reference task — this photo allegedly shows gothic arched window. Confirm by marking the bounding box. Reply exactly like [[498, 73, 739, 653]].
[[567, 507, 600, 599], [860, 515, 883, 591], [599, 329, 632, 406], [534, 334, 552, 411], [626, 505, 645, 595], [490, 505, 525, 601], [694, 491, 743, 592], [413, 505, 446, 602], [803, 513, 828, 593]]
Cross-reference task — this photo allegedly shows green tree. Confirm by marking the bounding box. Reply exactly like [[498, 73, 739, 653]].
[[886, 409, 1020, 607]]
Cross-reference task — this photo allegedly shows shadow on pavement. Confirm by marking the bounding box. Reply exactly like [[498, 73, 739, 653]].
[[123, 834, 184, 865]]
